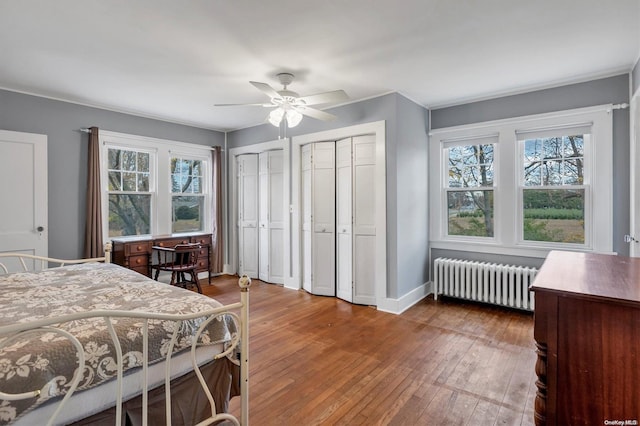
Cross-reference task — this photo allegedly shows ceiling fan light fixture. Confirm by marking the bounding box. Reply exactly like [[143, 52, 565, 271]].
[[268, 108, 284, 127], [286, 109, 303, 128]]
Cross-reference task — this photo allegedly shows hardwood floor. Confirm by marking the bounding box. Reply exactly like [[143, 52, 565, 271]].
[[202, 276, 536, 426]]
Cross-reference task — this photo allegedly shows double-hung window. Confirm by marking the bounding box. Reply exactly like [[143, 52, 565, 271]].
[[171, 157, 205, 233], [519, 128, 589, 245], [107, 147, 154, 236], [445, 139, 496, 238], [100, 131, 212, 239], [430, 105, 613, 257]]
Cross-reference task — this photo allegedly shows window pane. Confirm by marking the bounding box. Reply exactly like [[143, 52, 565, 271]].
[[563, 135, 584, 158], [172, 196, 203, 233], [123, 151, 137, 171], [137, 152, 149, 172], [523, 189, 584, 243], [122, 172, 137, 191], [137, 173, 149, 191], [108, 171, 121, 191], [447, 190, 494, 237], [108, 149, 121, 170], [108, 194, 151, 237], [448, 144, 494, 188]]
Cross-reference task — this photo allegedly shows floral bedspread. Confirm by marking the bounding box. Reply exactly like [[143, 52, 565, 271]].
[[0, 262, 236, 424]]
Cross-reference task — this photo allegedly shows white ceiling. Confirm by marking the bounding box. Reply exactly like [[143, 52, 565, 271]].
[[1, 0, 638, 131]]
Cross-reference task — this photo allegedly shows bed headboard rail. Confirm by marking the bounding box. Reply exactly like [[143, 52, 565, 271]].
[[0, 242, 112, 273]]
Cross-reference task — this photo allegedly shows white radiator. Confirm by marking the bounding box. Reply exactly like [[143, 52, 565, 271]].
[[433, 258, 537, 311]]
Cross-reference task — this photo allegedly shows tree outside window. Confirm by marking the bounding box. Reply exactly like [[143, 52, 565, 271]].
[[107, 148, 151, 237], [522, 135, 585, 243], [447, 144, 494, 237], [171, 157, 204, 233]]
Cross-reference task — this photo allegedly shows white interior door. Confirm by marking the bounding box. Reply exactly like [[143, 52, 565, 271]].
[[237, 154, 259, 278], [267, 150, 284, 284], [258, 150, 284, 284], [301, 145, 313, 292], [310, 142, 336, 296], [336, 138, 353, 302], [0, 130, 48, 269], [352, 135, 377, 305], [258, 152, 269, 281]]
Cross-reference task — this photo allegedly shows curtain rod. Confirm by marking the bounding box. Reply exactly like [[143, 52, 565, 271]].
[[79, 127, 224, 150]]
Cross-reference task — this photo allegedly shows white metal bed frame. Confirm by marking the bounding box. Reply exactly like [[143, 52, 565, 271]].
[[0, 243, 249, 426]]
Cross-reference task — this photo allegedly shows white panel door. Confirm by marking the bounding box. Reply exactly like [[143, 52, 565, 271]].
[[336, 138, 353, 302], [258, 150, 284, 284], [311, 142, 336, 296], [352, 135, 377, 305], [301, 145, 313, 292], [0, 130, 48, 269], [237, 154, 259, 278], [258, 152, 269, 281], [267, 150, 284, 284]]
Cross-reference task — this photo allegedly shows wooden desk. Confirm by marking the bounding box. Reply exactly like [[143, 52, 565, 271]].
[[531, 250, 640, 425], [111, 233, 212, 283]]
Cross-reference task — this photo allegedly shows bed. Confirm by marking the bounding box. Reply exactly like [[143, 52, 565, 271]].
[[0, 243, 249, 426]]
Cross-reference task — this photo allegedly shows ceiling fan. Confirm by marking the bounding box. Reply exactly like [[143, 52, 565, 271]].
[[215, 73, 349, 128]]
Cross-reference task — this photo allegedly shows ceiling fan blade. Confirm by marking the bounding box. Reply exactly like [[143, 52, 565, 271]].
[[297, 90, 348, 106], [214, 103, 275, 107], [295, 106, 337, 121], [250, 81, 281, 99]]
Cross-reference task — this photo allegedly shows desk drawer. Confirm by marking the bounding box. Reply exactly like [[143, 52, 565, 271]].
[[128, 254, 149, 268], [124, 242, 151, 256], [192, 235, 211, 245], [154, 237, 190, 248]]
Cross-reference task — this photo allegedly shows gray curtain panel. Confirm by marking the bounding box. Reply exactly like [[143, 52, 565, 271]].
[[83, 126, 104, 258], [211, 146, 223, 272]]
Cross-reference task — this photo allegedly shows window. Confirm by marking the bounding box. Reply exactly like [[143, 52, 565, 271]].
[[107, 148, 153, 237], [171, 157, 204, 233], [521, 134, 586, 244], [446, 143, 495, 237], [100, 131, 212, 239], [429, 106, 613, 256]]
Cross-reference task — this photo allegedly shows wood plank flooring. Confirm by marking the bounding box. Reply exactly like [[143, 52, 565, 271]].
[[202, 276, 536, 426]]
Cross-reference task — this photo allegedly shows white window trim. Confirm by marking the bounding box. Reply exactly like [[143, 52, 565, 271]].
[[429, 105, 614, 258], [99, 130, 213, 241]]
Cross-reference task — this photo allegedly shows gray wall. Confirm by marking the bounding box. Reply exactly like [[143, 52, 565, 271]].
[[431, 74, 631, 257], [0, 89, 224, 260], [394, 95, 429, 297], [228, 93, 430, 300], [633, 57, 640, 96]]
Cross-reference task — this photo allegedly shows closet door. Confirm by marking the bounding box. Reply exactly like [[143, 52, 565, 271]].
[[336, 138, 353, 302], [352, 135, 376, 305], [258, 152, 269, 282], [237, 154, 259, 278], [258, 150, 284, 284], [301, 142, 336, 296], [301, 145, 313, 293]]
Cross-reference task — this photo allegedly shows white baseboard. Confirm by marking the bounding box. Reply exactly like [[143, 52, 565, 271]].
[[377, 281, 433, 315], [284, 276, 300, 291], [222, 264, 234, 275]]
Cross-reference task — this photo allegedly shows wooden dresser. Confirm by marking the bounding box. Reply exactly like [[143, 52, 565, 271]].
[[111, 233, 213, 283], [531, 250, 640, 426]]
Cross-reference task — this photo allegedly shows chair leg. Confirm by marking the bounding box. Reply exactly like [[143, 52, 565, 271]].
[[192, 271, 202, 294]]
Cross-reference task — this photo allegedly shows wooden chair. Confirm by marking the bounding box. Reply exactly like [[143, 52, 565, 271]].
[[150, 243, 203, 293]]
